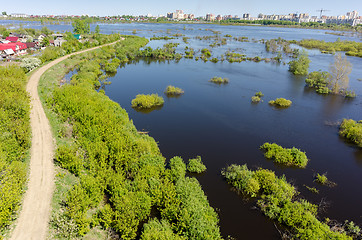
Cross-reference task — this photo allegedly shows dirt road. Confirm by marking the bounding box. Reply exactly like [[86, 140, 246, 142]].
[[10, 40, 121, 240]]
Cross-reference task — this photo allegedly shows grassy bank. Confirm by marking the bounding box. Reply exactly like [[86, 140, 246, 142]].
[[39, 35, 222, 239]]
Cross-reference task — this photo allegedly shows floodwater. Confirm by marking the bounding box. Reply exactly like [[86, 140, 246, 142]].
[[4, 20, 362, 239]]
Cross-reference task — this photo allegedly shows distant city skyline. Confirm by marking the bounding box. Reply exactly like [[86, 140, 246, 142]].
[[1, 0, 361, 17]]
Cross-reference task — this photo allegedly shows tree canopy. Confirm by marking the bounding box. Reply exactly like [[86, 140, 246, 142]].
[[72, 19, 90, 35]]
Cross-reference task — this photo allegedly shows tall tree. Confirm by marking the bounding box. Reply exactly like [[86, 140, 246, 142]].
[[72, 19, 90, 35], [328, 53, 352, 94], [2, 11, 6, 16], [94, 25, 100, 34]]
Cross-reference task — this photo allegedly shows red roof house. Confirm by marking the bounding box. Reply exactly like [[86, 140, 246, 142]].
[[0, 42, 27, 56], [5, 37, 19, 42]]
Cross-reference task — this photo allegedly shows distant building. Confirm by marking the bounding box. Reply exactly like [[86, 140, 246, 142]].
[[243, 13, 250, 19], [10, 13, 28, 18], [346, 10, 358, 19], [216, 15, 222, 21], [206, 13, 215, 21], [299, 13, 309, 19]]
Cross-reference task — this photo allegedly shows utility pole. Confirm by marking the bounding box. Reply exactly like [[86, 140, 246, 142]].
[[316, 9, 330, 18]]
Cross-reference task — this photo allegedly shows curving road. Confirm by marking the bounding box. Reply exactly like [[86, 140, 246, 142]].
[[10, 40, 121, 240]]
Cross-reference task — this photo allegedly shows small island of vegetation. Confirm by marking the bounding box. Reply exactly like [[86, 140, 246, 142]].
[[164, 85, 184, 96], [251, 91, 264, 103], [131, 94, 165, 109], [268, 98, 292, 107], [209, 76, 229, 84], [339, 119, 362, 147], [260, 142, 309, 168], [187, 156, 206, 173]]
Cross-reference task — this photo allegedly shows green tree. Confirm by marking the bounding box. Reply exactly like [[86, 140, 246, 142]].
[[288, 51, 310, 75], [72, 19, 90, 34], [94, 25, 100, 34], [328, 53, 352, 94], [2, 11, 6, 15], [41, 26, 52, 36]]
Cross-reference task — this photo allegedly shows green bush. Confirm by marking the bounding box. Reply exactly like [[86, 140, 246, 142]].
[[251, 96, 261, 103], [315, 173, 328, 185], [268, 98, 292, 107], [164, 85, 184, 96], [260, 142, 309, 168], [209, 77, 229, 84], [0, 65, 30, 229], [305, 71, 331, 94], [169, 157, 186, 182], [131, 94, 164, 109], [222, 164, 351, 240], [255, 91, 264, 97], [288, 52, 310, 75], [141, 219, 186, 240], [187, 156, 206, 173], [339, 119, 362, 147]]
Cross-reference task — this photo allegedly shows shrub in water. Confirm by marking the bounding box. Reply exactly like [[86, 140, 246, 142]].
[[187, 156, 206, 173], [339, 119, 362, 147], [222, 164, 351, 240], [260, 142, 309, 168], [209, 77, 229, 84], [131, 94, 164, 109], [164, 85, 184, 96], [305, 71, 331, 94], [251, 96, 261, 103], [268, 98, 292, 107], [288, 52, 310, 75]]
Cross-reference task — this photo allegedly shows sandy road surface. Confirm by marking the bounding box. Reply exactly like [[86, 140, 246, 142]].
[[10, 40, 121, 240]]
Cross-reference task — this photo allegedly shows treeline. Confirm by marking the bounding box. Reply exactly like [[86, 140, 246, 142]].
[[0, 65, 30, 233], [41, 36, 222, 239]]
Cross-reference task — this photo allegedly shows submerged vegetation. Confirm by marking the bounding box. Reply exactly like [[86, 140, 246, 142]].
[[222, 164, 352, 239], [339, 119, 362, 147], [131, 94, 165, 109], [288, 52, 310, 75], [260, 143, 309, 168], [164, 85, 184, 96], [251, 91, 264, 103], [0, 65, 30, 232], [297, 39, 362, 57], [39, 36, 222, 239], [209, 76, 229, 84], [305, 71, 331, 94], [268, 98, 292, 107]]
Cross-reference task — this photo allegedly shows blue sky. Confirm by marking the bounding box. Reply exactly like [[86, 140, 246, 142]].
[[2, 0, 361, 17]]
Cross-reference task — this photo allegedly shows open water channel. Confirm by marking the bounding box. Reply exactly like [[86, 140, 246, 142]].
[[3, 20, 362, 239]]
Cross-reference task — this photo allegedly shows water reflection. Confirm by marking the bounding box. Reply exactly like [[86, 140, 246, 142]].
[[132, 105, 164, 114]]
